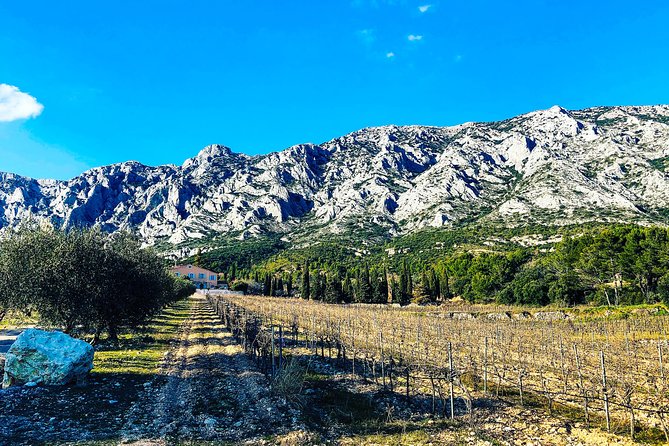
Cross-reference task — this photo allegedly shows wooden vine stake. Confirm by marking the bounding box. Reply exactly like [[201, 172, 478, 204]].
[[271, 325, 276, 378], [483, 337, 488, 396], [659, 341, 665, 382], [448, 341, 455, 420], [600, 350, 611, 432], [278, 325, 283, 371], [573, 344, 589, 427]]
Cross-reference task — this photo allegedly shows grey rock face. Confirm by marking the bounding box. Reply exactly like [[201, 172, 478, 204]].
[[1, 105, 669, 247]]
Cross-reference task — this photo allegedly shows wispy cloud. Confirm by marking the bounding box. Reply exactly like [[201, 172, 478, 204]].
[[407, 34, 423, 41], [418, 4, 432, 13], [0, 84, 44, 122], [386, 52, 396, 59], [454, 54, 463, 63], [357, 28, 376, 45]]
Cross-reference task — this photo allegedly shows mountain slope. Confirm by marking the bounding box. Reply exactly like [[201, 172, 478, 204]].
[[2, 105, 669, 250]]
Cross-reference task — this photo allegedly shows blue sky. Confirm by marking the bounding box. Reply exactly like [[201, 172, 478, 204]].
[[1, 0, 669, 179]]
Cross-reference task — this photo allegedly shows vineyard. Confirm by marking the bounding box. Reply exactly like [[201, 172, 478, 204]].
[[209, 294, 669, 442]]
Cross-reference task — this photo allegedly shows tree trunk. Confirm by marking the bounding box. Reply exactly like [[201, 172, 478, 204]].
[[91, 324, 104, 346], [603, 288, 612, 307], [107, 323, 119, 345], [64, 320, 76, 335]]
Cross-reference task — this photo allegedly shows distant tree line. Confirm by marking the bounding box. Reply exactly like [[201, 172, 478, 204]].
[[0, 225, 194, 343], [237, 224, 669, 307]]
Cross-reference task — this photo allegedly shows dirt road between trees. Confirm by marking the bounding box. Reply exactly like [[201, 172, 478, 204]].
[[0, 296, 306, 445], [120, 295, 304, 443]]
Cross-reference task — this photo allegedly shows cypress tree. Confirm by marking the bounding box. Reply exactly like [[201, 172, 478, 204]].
[[324, 274, 342, 303], [270, 277, 277, 296], [376, 268, 389, 303], [342, 274, 353, 303], [314, 272, 326, 301], [286, 275, 293, 296], [264, 274, 272, 296], [399, 260, 411, 305], [431, 268, 441, 301], [441, 270, 452, 299], [301, 261, 310, 299], [360, 264, 373, 303]]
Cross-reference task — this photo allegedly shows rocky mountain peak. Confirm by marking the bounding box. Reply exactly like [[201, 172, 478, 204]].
[[1, 105, 669, 251], [182, 144, 241, 169]]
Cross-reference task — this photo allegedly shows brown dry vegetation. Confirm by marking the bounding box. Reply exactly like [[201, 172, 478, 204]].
[[214, 294, 669, 443]]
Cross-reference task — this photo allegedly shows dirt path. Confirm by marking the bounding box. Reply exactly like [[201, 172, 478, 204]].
[[120, 295, 303, 444], [0, 329, 27, 355]]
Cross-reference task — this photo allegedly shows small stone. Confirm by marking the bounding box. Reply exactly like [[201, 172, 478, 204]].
[[109, 399, 118, 404], [24, 381, 38, 387]]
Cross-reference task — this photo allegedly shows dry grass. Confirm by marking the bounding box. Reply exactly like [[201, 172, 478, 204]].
[[220, 295, 669, 443]]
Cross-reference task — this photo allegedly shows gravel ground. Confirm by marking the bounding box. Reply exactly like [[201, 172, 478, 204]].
[[0, 297, 307, 446], [0, 297, 648, 445], [120, 295, 305, 443]]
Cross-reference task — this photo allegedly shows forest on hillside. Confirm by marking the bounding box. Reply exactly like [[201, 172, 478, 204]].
[[199, 224, 669, 307]]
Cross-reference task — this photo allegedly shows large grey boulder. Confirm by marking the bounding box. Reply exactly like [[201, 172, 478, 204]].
[[2, 329, 94, 388]]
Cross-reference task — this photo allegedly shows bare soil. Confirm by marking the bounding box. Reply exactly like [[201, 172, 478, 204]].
[[0, 296, 305, 445], [120, 296, 304, 443], [0, 296, 649, 445]]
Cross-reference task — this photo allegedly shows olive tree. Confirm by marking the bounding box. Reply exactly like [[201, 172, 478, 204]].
[[0, 225, 193, 341]]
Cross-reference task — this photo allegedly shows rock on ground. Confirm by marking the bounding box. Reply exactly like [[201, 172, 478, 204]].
[[2, 329, 94, 388]]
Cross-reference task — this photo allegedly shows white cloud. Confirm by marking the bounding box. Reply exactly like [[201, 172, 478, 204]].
[[407, 34, 424, 41], [386, 52, 396, 58], [418, 4, 432, 13], [0, 84, 44, 122]]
